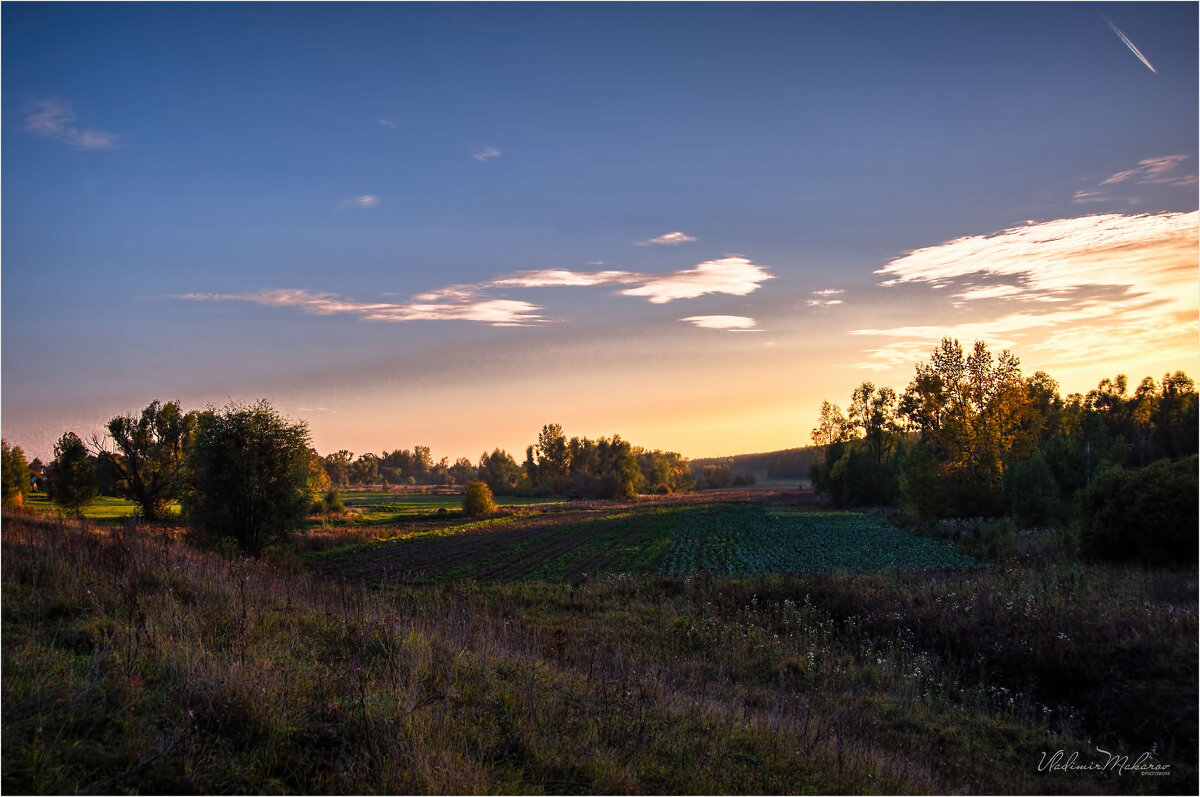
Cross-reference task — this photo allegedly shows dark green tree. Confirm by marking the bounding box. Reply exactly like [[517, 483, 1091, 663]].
[[183, 400, 314, 554], [322, 450, 353, 489], [48, 432, 99, 515], [1077, 456, 1198, 565], [448, 457, 477, 486], [95, 399, 197, 521], [478, 449, 521, 495], [534, 423, 569, 492], [350, 453, 381, 485]]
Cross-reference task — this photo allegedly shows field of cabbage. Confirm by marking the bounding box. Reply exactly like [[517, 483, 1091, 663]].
[[656, 504, 977, 577], [317, 498, 976, 582]]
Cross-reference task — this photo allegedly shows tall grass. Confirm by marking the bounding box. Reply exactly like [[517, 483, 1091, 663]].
[[3, 512, 1195, 794]]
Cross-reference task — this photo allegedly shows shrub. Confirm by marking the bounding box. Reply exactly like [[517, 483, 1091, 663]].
[[319, 490, 345, 514], [183, 400, 314, 554], [462, 481, 496, 517], [47, 432, 98, 515], [1077, 455, 1198, 565], [1006, 452, 1061, 528]]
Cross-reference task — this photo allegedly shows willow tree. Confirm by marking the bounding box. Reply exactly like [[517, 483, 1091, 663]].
[[95, 400, 197, 521]]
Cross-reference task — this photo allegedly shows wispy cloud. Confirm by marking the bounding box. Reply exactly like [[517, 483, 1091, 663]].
[[175, 257, 775, 327], [637, 231, 697, 246], [378, 119, 397, 128], [1099, 155, 1194, 187], [853, 211, 1199, 371], [340, 195, 380, 209], [807, 288, 845, 307], [417, 258, 772, 306], [175, 289, 546, 327], [25, 98, 120, 150], [472, 146, 501, 161], [681, 315, 761, 332], [1075, 155, 1196, 204]]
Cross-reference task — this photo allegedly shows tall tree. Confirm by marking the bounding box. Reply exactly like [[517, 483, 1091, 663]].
[[95, 399, 197, 521], [847, 382, 902, 466], [534, 423, 569, 492], [899, 339, 1030, 516]]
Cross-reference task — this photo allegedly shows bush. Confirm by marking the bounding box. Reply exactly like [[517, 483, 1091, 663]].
[[312, 490, 345, 515], [47, 432, 98, 515], [183, 400, 314, 554], [462, 481, 496, 517], [1006, 452, 1061, 528], [1077, 455, 1198, 565]]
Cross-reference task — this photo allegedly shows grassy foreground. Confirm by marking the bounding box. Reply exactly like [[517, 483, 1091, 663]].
[[2, 510, 1196, 794]]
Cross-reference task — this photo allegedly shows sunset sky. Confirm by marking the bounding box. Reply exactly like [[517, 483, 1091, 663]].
[[3, 2, 1197, 463]]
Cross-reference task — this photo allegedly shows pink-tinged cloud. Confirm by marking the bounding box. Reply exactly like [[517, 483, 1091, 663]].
[[1100, 155, 1192, 187], [175, 257, 774, 325], [637, 231, 698, 245], [681, 315, 761, 332], [25, 98, 120, 150], [620, 257, 774, 304], [1076, 155, 1196, 204], [420, 259, 773, 305], [174, 289, 545, 327], [491, 269, 641, 288], [854, 211, 1199, 371]]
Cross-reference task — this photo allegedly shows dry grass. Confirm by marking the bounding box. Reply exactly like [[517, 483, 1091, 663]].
[[3, 511, 1195, 794]]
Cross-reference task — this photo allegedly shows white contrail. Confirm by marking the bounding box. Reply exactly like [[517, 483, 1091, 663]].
[[1102, 14, 1157, 73]]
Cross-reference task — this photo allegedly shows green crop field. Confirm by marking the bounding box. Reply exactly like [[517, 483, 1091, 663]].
[[315, 500, 977, 583], [656, 504, 977, 577]]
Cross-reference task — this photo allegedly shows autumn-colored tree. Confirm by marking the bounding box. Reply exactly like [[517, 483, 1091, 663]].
[[1, 438, 31, 509], [899, 339, 1032, 516]]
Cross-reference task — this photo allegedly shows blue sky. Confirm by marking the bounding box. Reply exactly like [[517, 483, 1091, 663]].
[[3, 1, 1197, 462]]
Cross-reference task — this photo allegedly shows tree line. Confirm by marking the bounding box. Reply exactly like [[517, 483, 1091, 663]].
[[808, 337, 1197, 563], [1, 402, 701, 552]]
